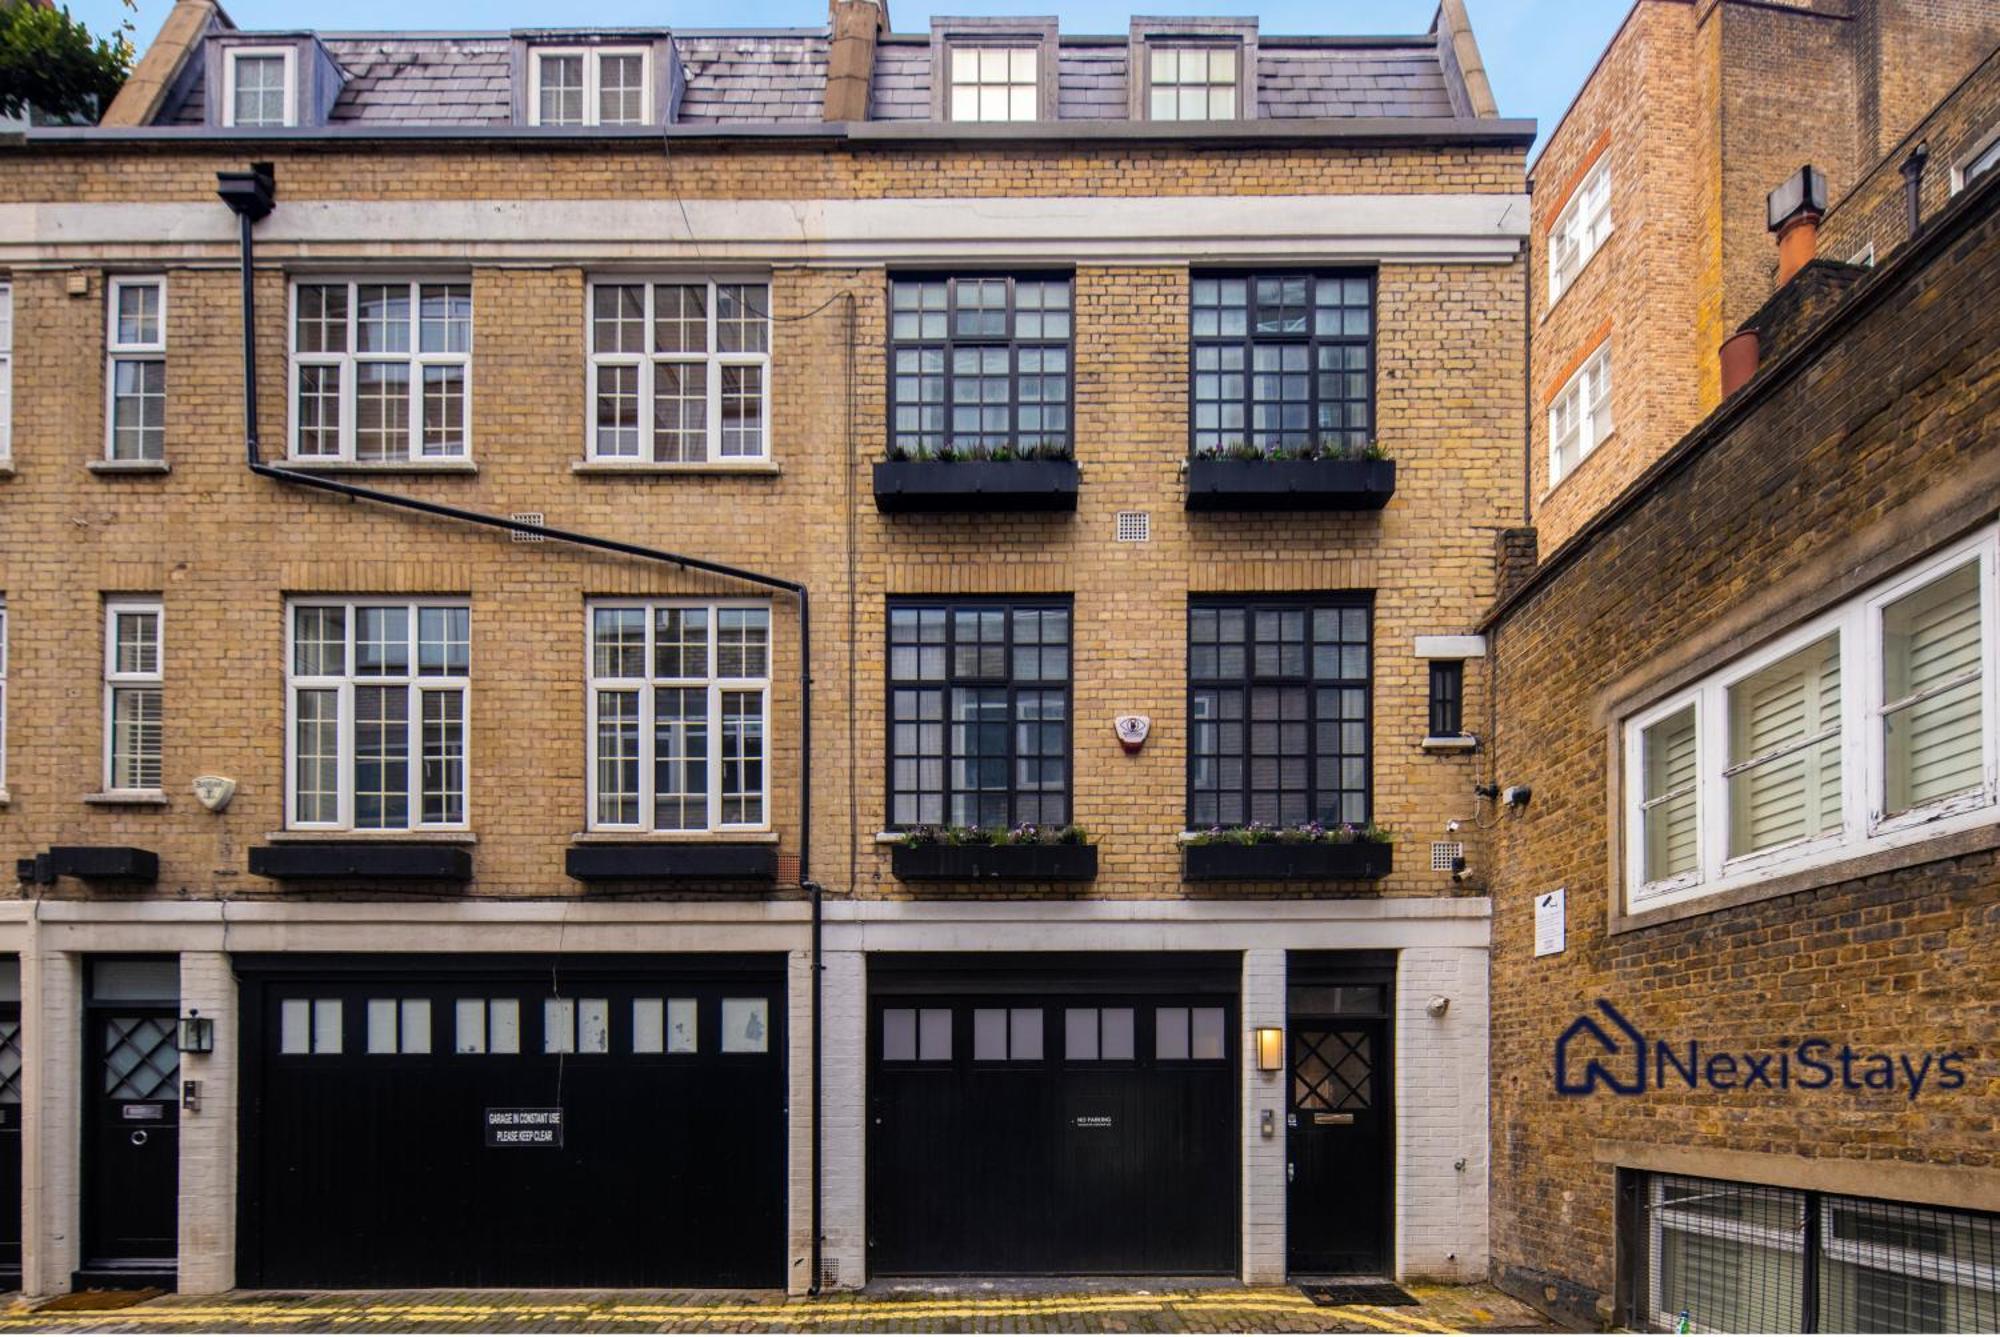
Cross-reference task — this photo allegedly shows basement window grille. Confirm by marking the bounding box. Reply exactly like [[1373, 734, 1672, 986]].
[[509, 512, 545, 542], [1429, 841, 1463, 872], [1630, 1171, 2000, 1333], [1116, 511, 1151, 543]]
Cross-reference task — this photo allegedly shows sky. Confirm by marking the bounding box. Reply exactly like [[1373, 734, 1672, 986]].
[[65, 0, 1630, 161]]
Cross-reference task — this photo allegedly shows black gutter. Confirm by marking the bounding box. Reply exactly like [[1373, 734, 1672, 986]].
[[32, 115, 1538, 149], [219, 163, 827, 1292]]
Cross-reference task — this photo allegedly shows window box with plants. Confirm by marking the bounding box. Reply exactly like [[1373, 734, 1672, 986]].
[[1184, 440, 1396, 513], [1180, 823, 1394, 882], [889, 824, 1098, 882], [872, 444, 1080, 514]]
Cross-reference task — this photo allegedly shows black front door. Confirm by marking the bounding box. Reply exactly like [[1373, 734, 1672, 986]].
[[81, 957, 182, 1284], [1286, 1017, 1391, 1275], [868, 953, 1239, 1277]]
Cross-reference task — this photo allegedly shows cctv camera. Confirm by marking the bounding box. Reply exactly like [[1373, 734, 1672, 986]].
[[1451, 863, 1474, 884], [1445, 818, 1461, 833]]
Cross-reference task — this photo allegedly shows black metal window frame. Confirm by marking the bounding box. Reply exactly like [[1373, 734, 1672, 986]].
[[885, 594, 1073, 830], [1188, 268, 1377, 458], [885, 271, 1075, 460], [1186, 594, 1373, 829], [1624, 1169, 2000, 1334], [1428, 660, 1464, 737]]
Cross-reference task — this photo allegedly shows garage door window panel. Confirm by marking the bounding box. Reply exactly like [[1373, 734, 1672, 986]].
[[972, 1007, 1044, 1062], [882, 1006, 953, 1062], [278, 998, 343, 1055], [632, 997, 699, 1054], [453, 998, 520, 1055], [1064, 1007, 1135, 1062], [544, 998, 611, 1055], [1155, 1006, 1228, 1061], [366, 998, 432, 1055]]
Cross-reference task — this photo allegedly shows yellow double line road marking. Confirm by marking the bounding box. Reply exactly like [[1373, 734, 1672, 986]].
[[0, 1289, 1461, 1333]]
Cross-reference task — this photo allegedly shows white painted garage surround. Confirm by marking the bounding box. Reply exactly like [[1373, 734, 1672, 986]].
[[0, 896, 1489, 1295]]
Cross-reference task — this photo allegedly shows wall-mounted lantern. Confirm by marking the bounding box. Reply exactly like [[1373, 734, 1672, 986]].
[[177, 1009, 215, 1055], [1254, 1026, 1284, 1072]]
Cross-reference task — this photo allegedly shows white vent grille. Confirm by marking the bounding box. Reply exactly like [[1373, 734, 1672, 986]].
[[1431, 841, 1465, 872], [509, 512, 545, 543], [1115, 511, 1151, 543]]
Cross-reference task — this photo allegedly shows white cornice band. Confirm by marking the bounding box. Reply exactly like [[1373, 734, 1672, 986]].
[[0, 193, 1529, 266]]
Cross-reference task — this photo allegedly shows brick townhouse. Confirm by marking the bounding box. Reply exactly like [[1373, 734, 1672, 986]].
[[1486, 34, 2000, 1336], [1524, 0, 2000, 554], [0, 0, 1531, 1297]]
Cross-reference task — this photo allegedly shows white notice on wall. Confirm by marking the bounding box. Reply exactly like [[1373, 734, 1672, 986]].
[[1534, 888, 1566, 957]]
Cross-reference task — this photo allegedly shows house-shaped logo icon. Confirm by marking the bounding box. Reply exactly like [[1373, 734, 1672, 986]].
[[1555, 999, 1647, 1095]]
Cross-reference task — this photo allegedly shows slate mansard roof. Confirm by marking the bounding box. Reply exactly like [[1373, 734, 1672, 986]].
[[138, 8, 1490, 131]]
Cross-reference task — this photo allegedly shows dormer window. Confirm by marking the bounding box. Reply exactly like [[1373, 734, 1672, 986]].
[[224, 47, 297, 128], [531, 47, 651, 127], [1148, 47, 1237, 120], [948, 46, 1037, 122]]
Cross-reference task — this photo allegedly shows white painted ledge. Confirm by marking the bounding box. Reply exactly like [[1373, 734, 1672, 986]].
[[1, 194, 1531, 266]]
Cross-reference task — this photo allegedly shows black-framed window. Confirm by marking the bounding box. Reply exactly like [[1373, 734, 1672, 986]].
[[888, 597, 1071, 828], [1428, 661, 1464, 737], [888, 275, 1073, 459], [1188, 597, 1371, 827], [1190, 272, 1374, 456]]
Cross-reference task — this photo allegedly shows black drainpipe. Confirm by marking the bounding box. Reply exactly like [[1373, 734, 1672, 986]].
[[1901, 142, 1930, 239], [218, 164, 827, 1293]]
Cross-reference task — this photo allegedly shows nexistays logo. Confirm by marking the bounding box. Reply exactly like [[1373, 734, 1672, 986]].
[[1555, 1000, 1968, 1100]]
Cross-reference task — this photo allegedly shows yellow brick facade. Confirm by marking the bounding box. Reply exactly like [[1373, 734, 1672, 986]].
[[0, 138, 1527, 906]]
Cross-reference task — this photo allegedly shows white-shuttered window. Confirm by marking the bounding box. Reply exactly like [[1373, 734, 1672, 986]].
[[1624, 529, 2000, 914], [1639, 705, 1698, 887], [1726, 634, 1841, 858]]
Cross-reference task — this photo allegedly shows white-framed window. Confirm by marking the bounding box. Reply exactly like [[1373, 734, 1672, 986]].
[[286, 598, 470, 831], [1952, 128, 2000, 195], [106, 277, 166, 463], [103, 599, 163, 795], [1548, 158, 1612, 303], [530, 47, 651, 127], [587, 600, 770, 832], [587, 279, 771, 463], [1623, 527, 2000, 913], [0, 281, 12, 464], [290, 279, 472, 463], [948, 45, 1038, 122], [223, 46, 297, 128], [0, 598, 8, 791], [1148, 46, 1237, 121], [1548, 340, 1612, 486]]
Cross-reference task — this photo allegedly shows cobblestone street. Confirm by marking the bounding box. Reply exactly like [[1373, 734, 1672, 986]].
[[0, 1285, 1558, 1334]]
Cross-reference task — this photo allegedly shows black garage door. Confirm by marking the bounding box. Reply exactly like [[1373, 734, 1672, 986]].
[[868, 953, 1238, 1276], [237, 954, 786, 1289]]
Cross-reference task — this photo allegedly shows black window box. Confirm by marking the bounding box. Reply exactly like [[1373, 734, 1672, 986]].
[[873, 459, 1080, 513], [1181, 840, 1392, 882], [248, 842, 473, 882], [47, 845, 159, 882], [566, 842, 777, 887], [890, 842, 1098, 883], [1184, 458, 1396, 512]]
